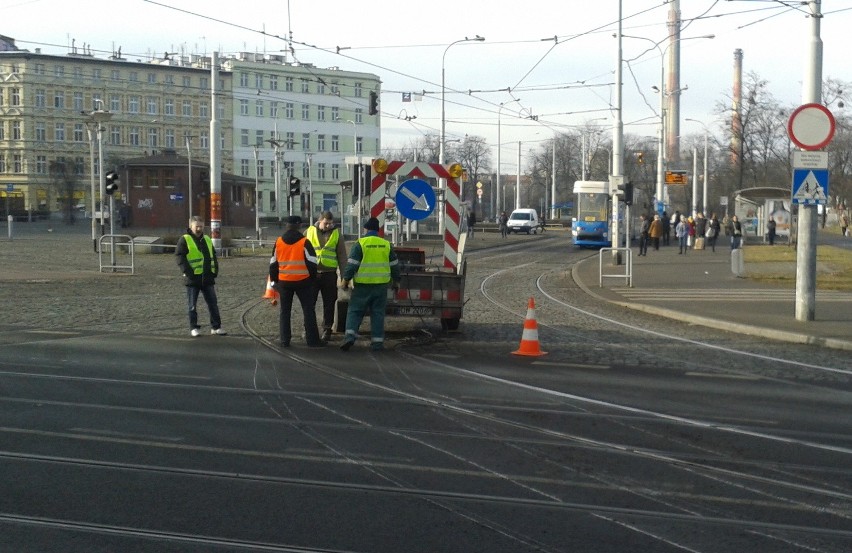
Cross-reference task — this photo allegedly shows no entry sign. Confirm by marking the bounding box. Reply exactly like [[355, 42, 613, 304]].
[[787, 103, 835, 151]]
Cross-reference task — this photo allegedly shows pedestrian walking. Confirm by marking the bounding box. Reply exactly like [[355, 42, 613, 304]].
[[694, 213, 706, 250], [707, 213, 721, 252], [499, 211, 509, 238], [339, 217, 401, 352], [841, 211, 849, 237], [270, 215, 324, 348], [305, 211, 348, 342], [648, 214, 663, 251], [676, 215, 689, 254], [767, 218, 777, 245], [467, 209, 476, 237], [637, 214, 650, 256], [661, 211, 671, 246], [175, 215, 226, 337]]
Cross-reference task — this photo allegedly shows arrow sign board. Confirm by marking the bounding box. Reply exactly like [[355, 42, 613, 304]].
[[791, 168, 829, 205], [395, 178, 436, 221]]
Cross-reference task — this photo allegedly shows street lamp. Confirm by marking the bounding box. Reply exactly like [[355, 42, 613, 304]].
[[440, 35, 484, 234], [685, 118, 709, 215], [85, 103, 112, 251], [253, 145, 260, 239], [185, 135, 194, 220], [497, 98, 520, 219]]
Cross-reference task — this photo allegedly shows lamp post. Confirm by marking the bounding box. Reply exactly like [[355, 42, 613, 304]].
[[440, 35, 484, 235], [87, 104, 113, 246], [496, 98, 520, 219], [344, 119, 358, 236], [253, 145, 260, 239], [685, 118, 709, 215], [185, 135, 194, 220], [266, 138, 283, 223]]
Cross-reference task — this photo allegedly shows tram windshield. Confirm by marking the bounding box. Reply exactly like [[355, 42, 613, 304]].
[[577, 193, 609, 222]]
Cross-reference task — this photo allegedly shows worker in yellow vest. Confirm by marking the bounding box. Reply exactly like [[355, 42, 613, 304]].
[[269, 216, 324, 348], [339, 217, 400, 352], [305, 211, 348, 341], [175, 216, 226, 337]]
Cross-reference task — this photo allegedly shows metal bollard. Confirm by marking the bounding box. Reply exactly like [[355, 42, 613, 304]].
[[7, 214, 12, 240]]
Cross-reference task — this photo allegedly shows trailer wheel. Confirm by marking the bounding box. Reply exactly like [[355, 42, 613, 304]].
[[441, 317, 460, 331]]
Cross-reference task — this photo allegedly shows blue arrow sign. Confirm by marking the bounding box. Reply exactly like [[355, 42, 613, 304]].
[[395, 178, 436, 221], [791, 168, 829, 205]]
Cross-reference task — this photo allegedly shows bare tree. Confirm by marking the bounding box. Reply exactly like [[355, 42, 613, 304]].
[[49, 160, 80, 224], [455, 135, 491, 208]]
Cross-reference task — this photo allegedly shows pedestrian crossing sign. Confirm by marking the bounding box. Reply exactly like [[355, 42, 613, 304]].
[[791, 168, 828, 205]]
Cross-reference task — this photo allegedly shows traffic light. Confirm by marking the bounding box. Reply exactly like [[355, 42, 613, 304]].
[[617, 181, 634, 206], [637, 152, 644, 164], [352, 163, 372, 198], [289, 176, 301, 196], [368, 91, 379, 115], [105, 171, 119, 195], [199, 170, 210, 185]]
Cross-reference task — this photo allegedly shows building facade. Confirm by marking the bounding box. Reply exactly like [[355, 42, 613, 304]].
[[0, 35, 380, 230]]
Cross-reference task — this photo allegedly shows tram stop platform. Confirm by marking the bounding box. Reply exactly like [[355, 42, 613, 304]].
[[572, 237, 852, 352]]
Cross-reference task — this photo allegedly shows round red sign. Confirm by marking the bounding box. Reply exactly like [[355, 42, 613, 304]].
[[787, 103, 835, 151]]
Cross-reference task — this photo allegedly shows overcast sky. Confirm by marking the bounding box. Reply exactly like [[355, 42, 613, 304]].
[[5, 0, 851, 165]]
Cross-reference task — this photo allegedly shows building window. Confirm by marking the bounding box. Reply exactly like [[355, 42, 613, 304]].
[[164, 99, 175, 115], [129, 96, 140, 114], [13, 154, 23, 173], [331, 84, 339, 96], [317, 82, 325, 95], [147, 73, 157, 84], [182, 76, 191, 88], [164, 168, 176, 187], [354, 82, 363, 97], [73, 92, 84, 111], [74, 123, 85, 142], [12, 121, 21, 140], [255, 99, 264, 117], [93, 68, 102, 81], [317, 163, 326, 180], [258, 159, 265, 178], [147, 128, 158, 147], [331, 163, 340, 181], [36, 155, 47, 174], [302, 162, 309, 179], [241, 129, 249, 146], [270, 101, 279, 118], [241, 159, 249, 177], [285, 102, 294, 119], [317, 105, 326, 121], [165, 129, 175, 148], [110, 94, 120, 111], [129, 127, 140, 146], [239, 99, 249, 116], [199, 77, 209, 90], [331, 106, 339, 122], [35, 63, 45, 75], [111, 70, 120, 81], [239, 72, 249, 87], [147, 171, 160, 188], [54, 123, 65, 142], [317, 134, 326, 151], [286, 132, 295, 150], [200, 131, 209, 149], [302, 133, 310, 150], [255, 130, 263, 147], [182, 100, 192, 116], [255, 73, 263, 89], [130, 169, 143, 188], [74, 156, 84, 176], [0, 156, 5, 173], [53, 92, 65, 108], [356, 136, 363, 153], [129, 71, 138, 82], [301, 80, 310, 93], [285, 77, 293, 92], [269, 75, 278, 90], [54, 65, 65, 77], [200, 101, 209, 118], [35, 123, 46, 142], [301, 104, 310, 120], [111, 126, 121, 145], [11, 88, 20, 106], [331, 135, 339, 152], [35, 89, 46, 108], [73, 67, 83, 80], [146, 97, 158, 115], [355, 108, 363, 124]]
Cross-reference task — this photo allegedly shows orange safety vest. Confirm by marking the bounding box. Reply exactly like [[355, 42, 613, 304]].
[[274, 237, 310, 282]]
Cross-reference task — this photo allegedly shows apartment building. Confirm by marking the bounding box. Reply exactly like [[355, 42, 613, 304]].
[[0, 35, 380, 228]]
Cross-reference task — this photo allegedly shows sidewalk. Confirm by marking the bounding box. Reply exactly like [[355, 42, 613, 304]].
[[573, 240, 852, 352]]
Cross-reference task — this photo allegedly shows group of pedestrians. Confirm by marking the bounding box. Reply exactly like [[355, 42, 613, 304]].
[[175, 212, 400, 352], [637, 210, 734, 256]]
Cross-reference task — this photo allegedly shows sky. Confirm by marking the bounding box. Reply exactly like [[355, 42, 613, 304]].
[[4, 0, 852, 169]]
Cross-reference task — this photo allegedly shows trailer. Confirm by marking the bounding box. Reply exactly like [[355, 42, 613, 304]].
[[334, 159, 467, 331]]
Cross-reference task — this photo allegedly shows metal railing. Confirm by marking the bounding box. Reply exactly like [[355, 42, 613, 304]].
[[599, 247, 633, 287], [98, 234, 135, 274]]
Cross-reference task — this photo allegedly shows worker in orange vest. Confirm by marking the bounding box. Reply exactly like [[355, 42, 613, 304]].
[[269, 216, 324, 348]]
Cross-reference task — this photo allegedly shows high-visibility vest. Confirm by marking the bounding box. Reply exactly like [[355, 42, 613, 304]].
[[305, 226, 340, 269], [183, 234, 217, 276], [274, 237, 310, 281], [353, 236, 391, 284]]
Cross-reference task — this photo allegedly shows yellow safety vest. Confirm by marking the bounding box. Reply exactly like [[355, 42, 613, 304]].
[[354, 236, 391, 284], [305, 226, 340, 269], [274, 237, 310, 281], [183, 234, 217, 276]]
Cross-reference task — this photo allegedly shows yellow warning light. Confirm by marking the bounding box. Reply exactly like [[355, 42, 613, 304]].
[[372, 158, 389, 175], [448, 163, 464, 178]]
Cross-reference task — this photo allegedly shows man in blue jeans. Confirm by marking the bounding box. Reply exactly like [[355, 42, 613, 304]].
[[175, 216, 226, 337], [339, 217, 401, 351]]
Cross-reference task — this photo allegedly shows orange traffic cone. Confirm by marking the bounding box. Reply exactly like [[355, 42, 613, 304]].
[[263, 277, 279, 306], [512, 297, 546, 356]]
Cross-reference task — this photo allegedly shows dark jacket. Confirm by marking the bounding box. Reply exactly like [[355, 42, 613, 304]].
[[175, 229, 218, 288], [269, 228, 318, 289]]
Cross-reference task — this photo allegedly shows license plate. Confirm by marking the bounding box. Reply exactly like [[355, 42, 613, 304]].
[[396, 306, 432, 316]]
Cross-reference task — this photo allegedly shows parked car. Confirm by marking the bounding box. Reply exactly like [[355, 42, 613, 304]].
[[506, 208, 541, 234]]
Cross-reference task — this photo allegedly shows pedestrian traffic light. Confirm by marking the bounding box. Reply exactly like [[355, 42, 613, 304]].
[[289, 176, 301, 196], [617, 181, 634, 206], [105, 171, 119, 195], [368, 91, 379, 115]]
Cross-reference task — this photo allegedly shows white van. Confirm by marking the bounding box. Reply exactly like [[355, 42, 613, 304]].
[[507, 208, 541, 234]]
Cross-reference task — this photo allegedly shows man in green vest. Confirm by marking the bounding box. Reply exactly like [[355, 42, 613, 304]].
[[305, 211, 348, 342], [339, 217, 400, 351], [175, 216, 226, 337]]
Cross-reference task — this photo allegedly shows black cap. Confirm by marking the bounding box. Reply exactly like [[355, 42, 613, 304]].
[[363, 217, 380, 231], [286, 215, 302, 226]]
